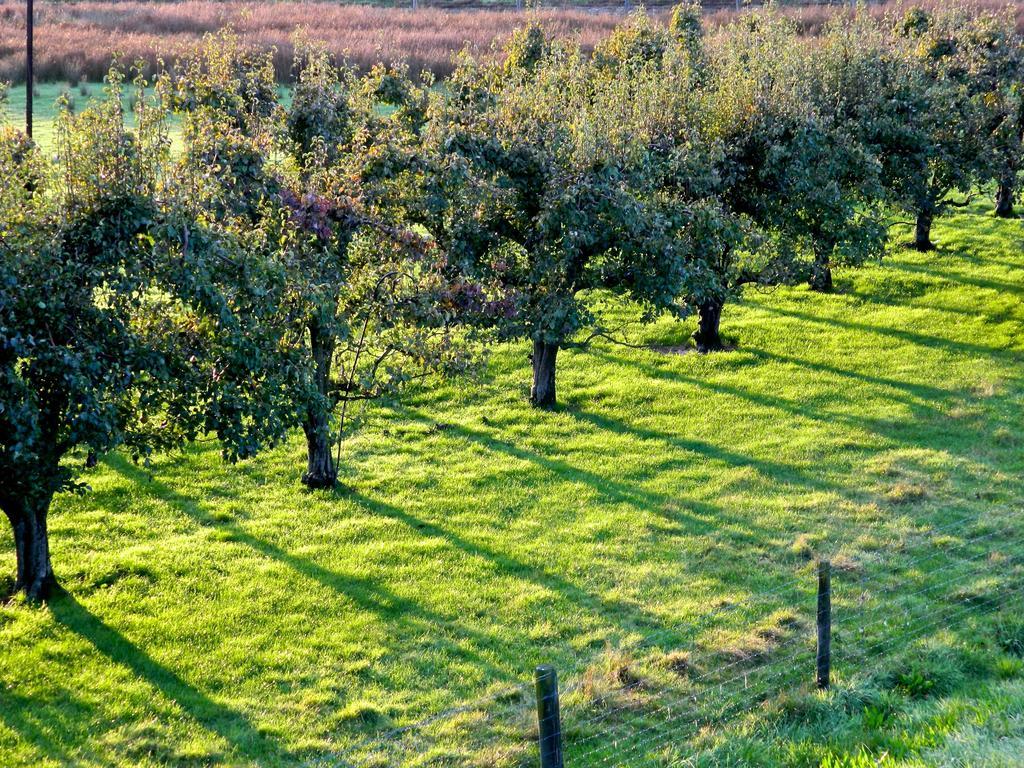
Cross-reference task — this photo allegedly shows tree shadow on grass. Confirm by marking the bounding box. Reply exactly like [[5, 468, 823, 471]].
[[102, 448, 774, 729], [563, 404, 835, 496], [593, 348, 954, 449], [399, 407, 778, 544], [838, 282, 1018, 324], [593, 343, 1019, 487], [104, 441, 810, 724], [955, 253, 1024, 273], [744, 349, 958, 405], [103, 454, 511, 683], [0, 687, 79, 766], [48, 591, 272, 765], [377, 409, 829, 651], [892, 260, 1024, 300], [346, 489, 675, 641], [757, 304, 1020, 359], [600, 340, 1024, 522]]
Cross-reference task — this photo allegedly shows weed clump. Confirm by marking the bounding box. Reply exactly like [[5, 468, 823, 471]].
[[996, 618, 1024, 658]]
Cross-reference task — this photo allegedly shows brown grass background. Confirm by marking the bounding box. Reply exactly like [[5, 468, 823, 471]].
[[0, 2, 624, 82], [1, 0, 1022, 84]]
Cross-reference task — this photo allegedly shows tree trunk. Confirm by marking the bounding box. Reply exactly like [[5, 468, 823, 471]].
[[914, 208, 935, 252], [301, 318, 337, 490], [694, 300, 724, 352], [995, 178, 1015, 218], [3, 494, 57, 601], [808, 243, 834, 293], [530, 339, 559, 409], [302, 415, 337, 489]]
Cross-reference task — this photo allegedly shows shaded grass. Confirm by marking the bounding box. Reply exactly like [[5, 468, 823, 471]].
[[1, 204, 1023, 765]]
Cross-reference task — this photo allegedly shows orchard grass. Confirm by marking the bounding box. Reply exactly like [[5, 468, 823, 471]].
[[2, 201, 1024, 765]]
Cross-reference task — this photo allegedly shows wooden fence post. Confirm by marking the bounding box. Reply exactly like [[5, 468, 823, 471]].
[[535, 664, 564, 768], [816, 560, 832, 690]]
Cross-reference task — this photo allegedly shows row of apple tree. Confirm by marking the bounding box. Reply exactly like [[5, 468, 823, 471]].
[[2, 2, 1020, 598]]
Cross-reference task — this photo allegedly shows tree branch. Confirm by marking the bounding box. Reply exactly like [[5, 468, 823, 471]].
[[563, 324, 649, 351], [945, 193, 977, 209]]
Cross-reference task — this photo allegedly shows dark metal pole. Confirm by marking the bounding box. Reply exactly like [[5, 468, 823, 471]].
[[26, 0, 33, 138], [534, 665, 564, 768], [816, 560, 832, 690]]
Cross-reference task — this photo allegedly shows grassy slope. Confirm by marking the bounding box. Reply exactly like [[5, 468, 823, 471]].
[[1, 204, 1023, 767]]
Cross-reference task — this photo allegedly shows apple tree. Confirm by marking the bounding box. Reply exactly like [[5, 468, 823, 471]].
[[422, 32, 689, 406], [0, 73, 298, 599]]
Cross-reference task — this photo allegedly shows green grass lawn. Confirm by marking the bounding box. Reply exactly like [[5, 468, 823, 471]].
[[2, 203, 1024, 767], [4, 82, 118, 151], [2, 82, 293, 153]]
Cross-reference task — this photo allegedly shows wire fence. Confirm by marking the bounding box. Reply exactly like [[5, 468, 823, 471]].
[[301, 506, 1023, 767]]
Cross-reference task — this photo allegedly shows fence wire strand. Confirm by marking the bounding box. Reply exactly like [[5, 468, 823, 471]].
[[324, 513, 1021, 767]]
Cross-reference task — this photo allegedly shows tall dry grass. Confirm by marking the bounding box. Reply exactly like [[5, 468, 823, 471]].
[[0, 1, 625, 83], [2, 0, 1022, 84], [715, 0, 1024, 36]]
